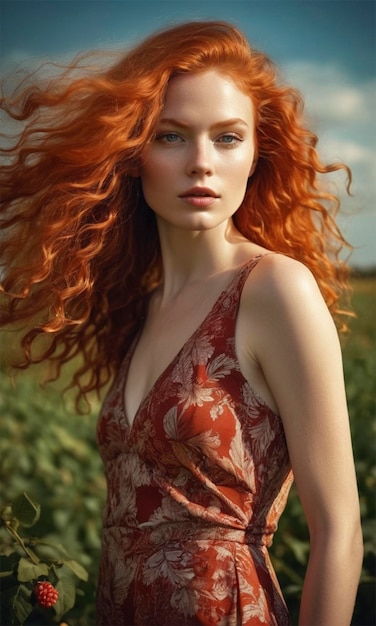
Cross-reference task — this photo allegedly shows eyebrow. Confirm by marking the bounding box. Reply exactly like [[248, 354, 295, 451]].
[[158, 117, 250, 129]]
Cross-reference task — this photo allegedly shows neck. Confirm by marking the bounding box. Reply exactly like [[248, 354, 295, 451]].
[[155, 217, 249, 297]]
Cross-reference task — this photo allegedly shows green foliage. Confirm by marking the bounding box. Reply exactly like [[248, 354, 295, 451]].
[[0, 278, 374, 625], [342, 279, 376, 626], [0, 376, 105, 625], [0, 493, 88, 625]]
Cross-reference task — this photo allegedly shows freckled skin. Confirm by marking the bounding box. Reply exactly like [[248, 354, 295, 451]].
[[140, 70, 256, 233]]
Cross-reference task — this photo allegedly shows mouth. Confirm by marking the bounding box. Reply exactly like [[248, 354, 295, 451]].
[[179, 187, 219, 198], [178, 187, 219, 208]]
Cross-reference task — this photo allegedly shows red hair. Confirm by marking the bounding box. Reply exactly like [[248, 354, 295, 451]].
[[0, 21, 352, 407]]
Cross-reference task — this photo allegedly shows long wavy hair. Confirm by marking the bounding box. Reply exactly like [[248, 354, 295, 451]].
[[0, 20, 352, 407]]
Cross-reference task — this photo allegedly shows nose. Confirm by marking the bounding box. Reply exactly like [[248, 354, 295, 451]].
[[186, 139, 214, 177]]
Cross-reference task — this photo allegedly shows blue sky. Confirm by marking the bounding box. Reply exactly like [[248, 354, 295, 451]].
[[1, 0, 375, 267]]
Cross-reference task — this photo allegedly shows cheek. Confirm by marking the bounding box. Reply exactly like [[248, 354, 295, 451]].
[[141, 156, 173, 185], [227, 145, 255, 176], [140, 166, 160, 196], [140, 159, 172, 208], [229, 158, 254, 186]]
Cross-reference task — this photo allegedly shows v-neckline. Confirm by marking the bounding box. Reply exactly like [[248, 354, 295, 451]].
[[122, 255, 262, 431]]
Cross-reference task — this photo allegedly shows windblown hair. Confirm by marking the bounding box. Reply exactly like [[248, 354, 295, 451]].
[[0, 20, 352, 406]]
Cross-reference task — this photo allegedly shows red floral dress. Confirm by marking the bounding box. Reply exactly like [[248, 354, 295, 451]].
[[96, 256, 293, 625]]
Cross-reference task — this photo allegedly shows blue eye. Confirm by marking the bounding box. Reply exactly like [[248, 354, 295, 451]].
[[156, 133, 182, 143], [218, 134, 242, 144]]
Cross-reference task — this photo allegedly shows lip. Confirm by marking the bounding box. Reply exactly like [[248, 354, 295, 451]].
[[179, 187, 220, 208], [179, 187, 219, 199]]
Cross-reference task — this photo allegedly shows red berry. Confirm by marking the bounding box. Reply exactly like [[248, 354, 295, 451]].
[[33, 581, 59, 608]]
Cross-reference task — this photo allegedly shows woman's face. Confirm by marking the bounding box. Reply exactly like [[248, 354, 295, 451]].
[[140, 69, 256, 233]]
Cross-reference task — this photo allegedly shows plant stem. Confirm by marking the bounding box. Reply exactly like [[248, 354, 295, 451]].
[[4, 521, 40, 565]]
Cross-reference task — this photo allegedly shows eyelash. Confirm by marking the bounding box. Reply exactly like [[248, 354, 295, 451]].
[[156, 133, 182, 143], [218, 134, 243, 145], [155, 132, 244, 146]]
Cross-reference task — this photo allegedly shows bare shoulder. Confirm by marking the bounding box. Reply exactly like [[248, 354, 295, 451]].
[[239, 252, 337, 350], [245, 253, 324, 310]]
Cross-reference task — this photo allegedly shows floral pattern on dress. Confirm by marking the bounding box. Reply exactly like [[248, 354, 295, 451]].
[[97, 256, 293, 625]]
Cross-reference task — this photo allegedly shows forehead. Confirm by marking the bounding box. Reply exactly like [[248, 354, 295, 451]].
[[161, 69, 254, 124]]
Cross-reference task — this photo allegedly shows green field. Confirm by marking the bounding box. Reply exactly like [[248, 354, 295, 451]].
[[1, 278, 375, 625]]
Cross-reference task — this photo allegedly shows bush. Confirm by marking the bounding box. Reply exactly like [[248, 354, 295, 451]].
[[0, 374, 105, 625], [1, 492, 89, 625]]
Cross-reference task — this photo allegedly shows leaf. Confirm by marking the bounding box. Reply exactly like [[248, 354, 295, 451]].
[[17, 556, 49, 582], [0, 568, 15, 578], [0, 504, 13, 522], [11, 492, 40, 528], [53, 575, 76, 619], [37, 540, 71, 558], [284, 535, 309, 566], [64, 559, 89, 581], [11, 583, 32, 625]]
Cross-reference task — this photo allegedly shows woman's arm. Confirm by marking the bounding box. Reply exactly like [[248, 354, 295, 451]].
[[246, 254, 363, 626]]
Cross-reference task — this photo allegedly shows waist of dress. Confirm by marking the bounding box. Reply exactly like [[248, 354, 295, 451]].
[[104, 520, 275, 550]]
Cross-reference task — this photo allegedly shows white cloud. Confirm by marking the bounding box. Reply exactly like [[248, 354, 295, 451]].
[[283, 61, 376, 266], [328, 140, 372, 165], [283, 61, 375, 126]]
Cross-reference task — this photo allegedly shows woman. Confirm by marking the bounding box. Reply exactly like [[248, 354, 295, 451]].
[[0, 21, 363, 626]]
